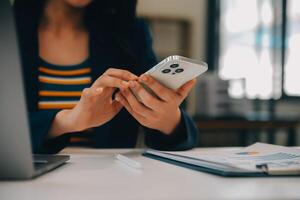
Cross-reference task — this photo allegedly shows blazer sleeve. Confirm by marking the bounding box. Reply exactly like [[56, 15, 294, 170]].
[[29, 110, 70, 154], [136, 19, 199, 151]]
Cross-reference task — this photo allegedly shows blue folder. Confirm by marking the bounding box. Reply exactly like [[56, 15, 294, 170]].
[[143, 151, 299, 177]]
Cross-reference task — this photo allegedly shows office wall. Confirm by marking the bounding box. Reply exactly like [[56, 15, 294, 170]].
[[137, 0, 207, 61]]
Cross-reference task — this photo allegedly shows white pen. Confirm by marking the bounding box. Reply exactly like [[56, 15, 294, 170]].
[[115, 154, 142, 169]]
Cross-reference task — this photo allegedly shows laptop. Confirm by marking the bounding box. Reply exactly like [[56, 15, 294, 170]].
[[0, 0, 69, 180]]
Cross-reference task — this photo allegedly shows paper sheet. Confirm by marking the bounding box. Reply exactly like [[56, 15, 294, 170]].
[[164, 143, 300, 172]]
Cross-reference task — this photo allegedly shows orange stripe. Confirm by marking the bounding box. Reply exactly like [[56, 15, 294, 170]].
[[39, 67, 91, 76], [39, 77, 91, 85], [39, 91, 82, 97], [38, 103, 76, 109]]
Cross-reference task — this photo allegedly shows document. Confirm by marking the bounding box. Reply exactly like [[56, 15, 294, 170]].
[[145, 143, 300, 176]]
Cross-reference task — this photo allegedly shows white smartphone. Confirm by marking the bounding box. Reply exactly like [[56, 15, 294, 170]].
[[133, 55, 207, 102], [144, 55, 208, 90]]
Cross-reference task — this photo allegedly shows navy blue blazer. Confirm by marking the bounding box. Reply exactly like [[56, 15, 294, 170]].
[[16, 16, 199, 154]]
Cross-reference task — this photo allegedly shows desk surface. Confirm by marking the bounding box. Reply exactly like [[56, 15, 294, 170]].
[[1, 147, 300, 200]]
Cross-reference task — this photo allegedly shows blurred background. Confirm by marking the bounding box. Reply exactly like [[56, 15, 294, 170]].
[[8, 0, 300, 147], [137, 0, 300, 147]]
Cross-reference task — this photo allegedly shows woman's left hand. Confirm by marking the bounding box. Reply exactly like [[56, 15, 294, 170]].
[[115, 74, 196, 135]]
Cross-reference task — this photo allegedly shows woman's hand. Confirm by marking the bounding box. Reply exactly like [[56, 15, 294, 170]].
[[48, 68, 137, 138], [115, 74, 196, 135]]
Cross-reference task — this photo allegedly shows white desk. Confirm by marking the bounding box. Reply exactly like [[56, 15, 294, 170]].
[[1, 147, 300, 200]]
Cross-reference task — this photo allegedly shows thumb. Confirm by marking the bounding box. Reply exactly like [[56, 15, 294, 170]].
[[177, 79, 196, 98]]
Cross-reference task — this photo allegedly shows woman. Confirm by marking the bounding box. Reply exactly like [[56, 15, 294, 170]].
[[14, 0, 199, 154]]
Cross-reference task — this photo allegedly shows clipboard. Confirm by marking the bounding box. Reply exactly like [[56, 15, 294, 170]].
[[143, 152, 266, 177], [143, 143, 300, 177]]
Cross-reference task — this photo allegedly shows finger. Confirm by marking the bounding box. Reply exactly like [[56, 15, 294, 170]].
[[121, 88, 154, 118], [115, 93, 146, 122], [81, 88, 93, 100], [128, 81, 162, 110], [85, 86, 112, 98], [105, 68, 138, 81], [139, 74, 174, 102], [92, 74, 129, 90], [91, 87, 114, 99], [81, 88, 99, 104], [92, 87, 103, 95], [115, 92, 132, 111], [177, 79, 196, 98], [111, 100, 124, 114], [91, 87, 107, 99]]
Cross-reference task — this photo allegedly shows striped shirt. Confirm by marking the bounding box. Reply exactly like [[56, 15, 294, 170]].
[[38, 58, 91, 110], [38, 58, 93, 145]]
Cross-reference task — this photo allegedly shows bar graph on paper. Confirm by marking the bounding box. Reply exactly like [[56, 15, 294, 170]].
[[232, 152, 300, 162]]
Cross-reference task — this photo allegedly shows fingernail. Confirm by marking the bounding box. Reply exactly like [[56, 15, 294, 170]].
[[115, 95, 120, 102], [141, 75, 148, 82], [96, 87, 103, 93]]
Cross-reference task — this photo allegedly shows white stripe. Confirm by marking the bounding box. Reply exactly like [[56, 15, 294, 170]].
[[39, 75, 91, 81]]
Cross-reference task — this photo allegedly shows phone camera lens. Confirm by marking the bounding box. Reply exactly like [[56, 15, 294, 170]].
[[175, 68, 184, 73], [170, 64, 179, 68], [162, 69, 171, 74]]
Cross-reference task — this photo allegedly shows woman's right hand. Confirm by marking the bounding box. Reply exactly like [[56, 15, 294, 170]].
[[48, 68, 137, 138]]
